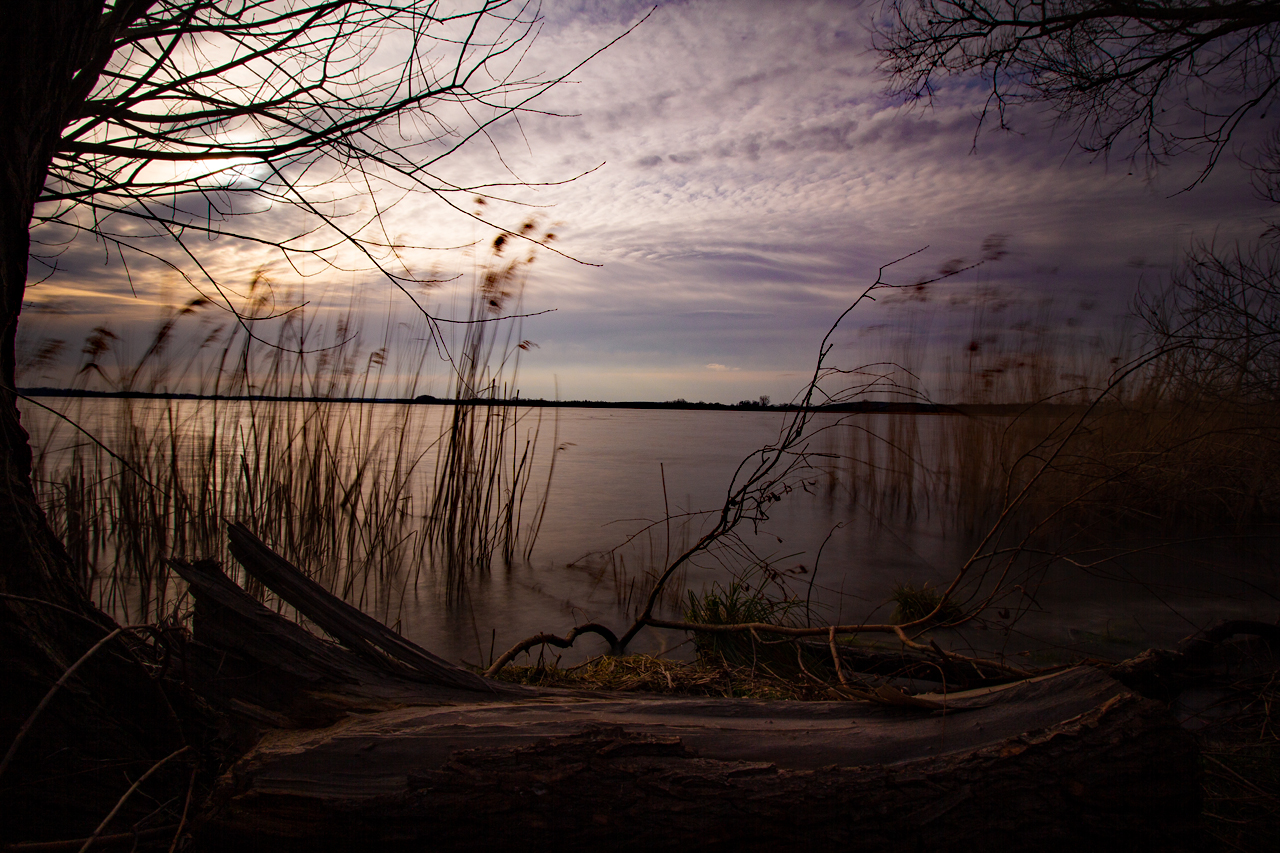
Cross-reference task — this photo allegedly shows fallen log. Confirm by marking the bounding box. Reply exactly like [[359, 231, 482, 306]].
[[173, 529, 1200, 851], [167, 556, 522, 736], [1105, 618, 1280, 701], [200, 667, 1198, 852], [226, 522, 491, 693]]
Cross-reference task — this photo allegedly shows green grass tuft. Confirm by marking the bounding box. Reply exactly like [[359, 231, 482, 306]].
[[684, 577, 801, 667], [888, 582, 961, 625]]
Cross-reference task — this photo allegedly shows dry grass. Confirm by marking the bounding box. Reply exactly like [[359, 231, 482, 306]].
[[491, 653, 831, 700], [22, 239, 555, 624], [816, 294, 1280, 543], [1202, 741, 1280, 852], [424, 224, 559, 600], [1191, 645, 1280, 852]]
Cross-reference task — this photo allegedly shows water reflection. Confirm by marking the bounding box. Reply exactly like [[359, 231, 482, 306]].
[[22, 399, 1279, 666]]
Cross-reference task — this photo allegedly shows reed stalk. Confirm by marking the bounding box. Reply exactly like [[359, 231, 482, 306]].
[[21, 234, 558, 624]]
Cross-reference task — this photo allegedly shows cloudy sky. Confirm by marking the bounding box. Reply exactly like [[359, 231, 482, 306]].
[[19, 0, 1271, 404]]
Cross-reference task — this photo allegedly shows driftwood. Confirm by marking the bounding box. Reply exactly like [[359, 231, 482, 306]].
[[168, 556, 522, 736], [171, 527, 1201, 851], [225, 524, 490, 693], [1105, 619, 1280, 701], [200, 669, 1198, 852]]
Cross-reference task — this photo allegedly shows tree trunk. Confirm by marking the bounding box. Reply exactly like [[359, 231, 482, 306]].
[[197, 668, 1200, 852], [172, 535, 1202, 852], [0, 4, 196, 843]]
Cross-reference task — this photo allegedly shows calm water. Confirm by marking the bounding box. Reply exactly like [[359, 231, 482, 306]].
[[21, 398, 1280, 666]]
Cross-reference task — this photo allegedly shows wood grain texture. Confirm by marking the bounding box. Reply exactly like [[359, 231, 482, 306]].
[[172, 534, 1201, 851], [199, 667, 1200, 852]]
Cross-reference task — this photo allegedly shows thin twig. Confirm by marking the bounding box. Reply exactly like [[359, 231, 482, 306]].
[[0, 593, 111, 632], [828, 626, 849, 687], [79, 746, 191, 853], [0, 628, 124, 782], [643, 616, 1028, 677], [795, 642, 828, 687], [4, 825, 180, 852], [168, 765, 198, 853], [1204, 753, 1280, 803], [484, 622, 619, 677]]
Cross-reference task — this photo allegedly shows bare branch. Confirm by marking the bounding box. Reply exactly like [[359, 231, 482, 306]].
[[877, 1, 1280, 183]]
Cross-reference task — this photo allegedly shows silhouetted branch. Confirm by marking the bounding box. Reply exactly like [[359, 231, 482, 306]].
[[877, 1, 1280, 184]]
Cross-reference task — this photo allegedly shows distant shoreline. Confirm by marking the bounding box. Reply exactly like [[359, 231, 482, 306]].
[[15, 387, 1082, 417]]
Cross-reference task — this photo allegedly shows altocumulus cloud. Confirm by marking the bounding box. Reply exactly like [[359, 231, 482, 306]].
[[474, 0, 1271, 403], [20, 0, 1275, 405]]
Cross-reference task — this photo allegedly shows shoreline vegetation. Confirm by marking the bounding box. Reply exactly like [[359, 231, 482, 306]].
[[17, 386, 1108, 417], [13, 284, 1280, 850], [14, 240, 1280, 851], [21, 234, 1280, 631]]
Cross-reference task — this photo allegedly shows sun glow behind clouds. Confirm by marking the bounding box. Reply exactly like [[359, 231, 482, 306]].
[[21, 0, 1273, 404], [165, 156, 269, 191]]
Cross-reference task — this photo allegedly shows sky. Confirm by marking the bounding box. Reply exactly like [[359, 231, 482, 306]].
[[17, 0, 1272, 404]]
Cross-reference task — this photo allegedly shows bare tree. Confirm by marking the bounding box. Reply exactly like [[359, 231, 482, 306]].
[[0, 1, 617, 840], [1141, 237, 1280, 402], [877, 1, 1280, 183], [30, 1, 616, 341], [877, 2, 1280, 405]]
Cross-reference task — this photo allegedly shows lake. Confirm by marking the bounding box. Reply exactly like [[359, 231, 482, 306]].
[[20, 397, 1280, 667]]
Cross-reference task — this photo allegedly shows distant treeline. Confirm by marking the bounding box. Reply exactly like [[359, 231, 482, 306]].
[[17, 387, 1084, 416]]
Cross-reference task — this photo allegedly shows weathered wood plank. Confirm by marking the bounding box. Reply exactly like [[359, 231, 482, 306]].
[[168, 557, 520, 734], [200, 667, 1199, 851], [171, 532, 1201, 851], [225, 523, 491, 693]]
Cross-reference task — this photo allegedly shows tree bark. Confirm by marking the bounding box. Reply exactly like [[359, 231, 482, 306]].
[[169, 540, 1202, 852], [0, 4, 197, 842], [196, 667, 1200, 852]]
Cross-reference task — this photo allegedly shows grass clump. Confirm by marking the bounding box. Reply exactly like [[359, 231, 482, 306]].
[[1201, 742, 1280, 852], [684, 576, 800, 667], [888, 582, 962, 625]]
